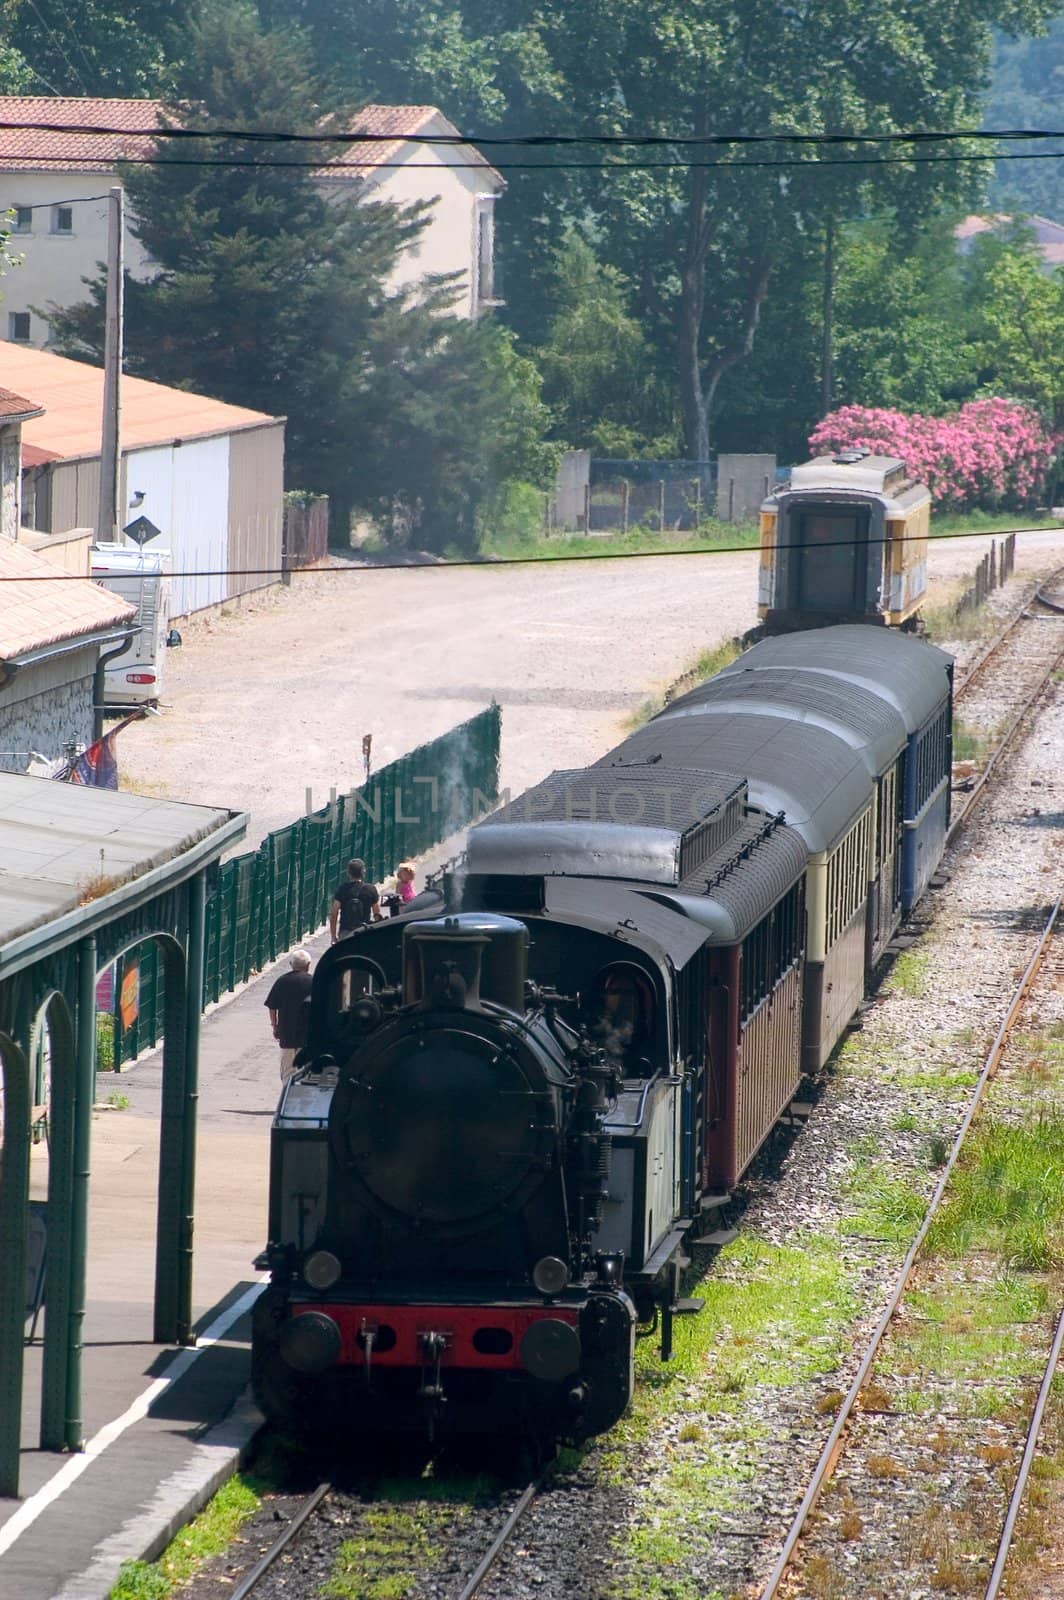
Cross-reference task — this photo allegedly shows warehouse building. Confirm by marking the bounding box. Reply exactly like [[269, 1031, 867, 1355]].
[[3, 341, 284, 618]]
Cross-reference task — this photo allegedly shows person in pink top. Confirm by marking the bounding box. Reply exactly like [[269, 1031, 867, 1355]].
[[396, 862, 416, 903]]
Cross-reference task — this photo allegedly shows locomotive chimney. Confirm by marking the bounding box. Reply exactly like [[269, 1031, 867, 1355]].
[[402, 914, 529, 1012]]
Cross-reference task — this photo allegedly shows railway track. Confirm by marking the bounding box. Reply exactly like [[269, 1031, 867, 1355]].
[[759, 897, 1064, 1599], [218, 1467, 546, 1600], [953, 566, 1064, 699], [948, 570, 1064, 837]]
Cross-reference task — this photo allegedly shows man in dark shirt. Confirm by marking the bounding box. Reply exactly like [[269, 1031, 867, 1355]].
[[329, 858, 380, 942], [265, 949, 313, 1081]]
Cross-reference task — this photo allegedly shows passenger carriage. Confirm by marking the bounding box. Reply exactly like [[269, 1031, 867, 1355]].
[[606, 714, 874, 1073], [718, 627, 953, 910], [759, 453, 931, 632]]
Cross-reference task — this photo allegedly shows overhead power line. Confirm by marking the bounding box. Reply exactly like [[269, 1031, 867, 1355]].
[[0, 119, 1062, 147], [0, 525, 1056, 582], [4, 148, 1062, 174]]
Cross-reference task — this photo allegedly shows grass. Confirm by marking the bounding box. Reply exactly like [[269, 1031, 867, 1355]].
[[626, 636, 743, 730], [923, 595, 995, 644], [484, 516, 760, 564], [924, 1114, 1064, 1269], [108, 1476, 263, 1599], [606, 1233, 857, 1598], [888, 948, 932, 999], [96, 1012, 115, 1071], [842, 1171, 928, 1243], [322, 1473, 494, 1600], [952, 719, 996, 766], [929, 511, 1060, 538]]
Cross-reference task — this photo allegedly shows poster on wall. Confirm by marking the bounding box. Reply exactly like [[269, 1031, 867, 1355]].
[[120, 963, 140, 1032]]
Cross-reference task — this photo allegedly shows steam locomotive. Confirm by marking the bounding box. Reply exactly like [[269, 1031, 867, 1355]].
[[252, 624, 953, 1449]]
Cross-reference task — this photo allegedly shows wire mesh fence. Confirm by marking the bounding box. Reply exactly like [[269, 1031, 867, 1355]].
[[109, 704, 501, 1067]]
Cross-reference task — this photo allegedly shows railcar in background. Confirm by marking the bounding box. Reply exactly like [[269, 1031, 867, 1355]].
[[758, 451, 931, 632]]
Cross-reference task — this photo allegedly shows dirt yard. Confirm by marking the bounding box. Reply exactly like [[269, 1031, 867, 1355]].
[[118, 527, 1064, 850]]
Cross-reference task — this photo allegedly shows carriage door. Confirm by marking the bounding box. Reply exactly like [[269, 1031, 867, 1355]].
[[795, 507, 869, 614]]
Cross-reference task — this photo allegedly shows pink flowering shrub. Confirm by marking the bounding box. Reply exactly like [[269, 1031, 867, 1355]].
[[808, 399, 1059, 511]]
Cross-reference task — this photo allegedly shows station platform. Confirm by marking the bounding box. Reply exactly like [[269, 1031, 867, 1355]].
[[0, 931, 331, 1600]]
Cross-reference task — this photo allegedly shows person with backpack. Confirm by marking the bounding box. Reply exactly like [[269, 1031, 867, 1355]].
[[329, 858, 381, 942]]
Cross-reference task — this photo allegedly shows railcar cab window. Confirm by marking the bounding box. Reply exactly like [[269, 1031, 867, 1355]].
[[589, 964, 655, 1073]]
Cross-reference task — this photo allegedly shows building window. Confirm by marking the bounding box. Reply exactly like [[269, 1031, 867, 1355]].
[[476, 206, 494, 303], [11, 205, 32, 234], [52, 204, 73, 235], [8, 311, 30, 342]]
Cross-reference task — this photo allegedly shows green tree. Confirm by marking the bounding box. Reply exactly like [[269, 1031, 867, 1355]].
[[48, 1, 553, 553], [536, 231, 676, 456], [297, 0, 1060, 459], [985, 16, 1064, 220], [5, 0, 194, 96], [966, 228, 1064, 425], [829, 220, 981, 412]]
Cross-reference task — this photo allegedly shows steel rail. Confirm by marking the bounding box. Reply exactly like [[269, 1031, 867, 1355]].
[[453, 1473, 546, 1600], [954, 567, 1064, 699], [948, 607, 1064, 842], [758, 896, 1063, 1600], [228, 1479, 331, 1600], [985, 1306, 1064, 1600]]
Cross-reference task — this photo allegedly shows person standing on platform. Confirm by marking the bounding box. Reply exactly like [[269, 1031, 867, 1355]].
[[329, 858, 380, 942], [265, 949, 313, 1082]]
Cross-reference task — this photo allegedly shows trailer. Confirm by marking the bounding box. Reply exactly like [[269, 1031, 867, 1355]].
[[90, 543, 174, 707]]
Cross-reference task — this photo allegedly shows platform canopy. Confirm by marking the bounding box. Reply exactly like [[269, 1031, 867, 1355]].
[[0, 776, 237, 960], [0, 773, 246, 1498]]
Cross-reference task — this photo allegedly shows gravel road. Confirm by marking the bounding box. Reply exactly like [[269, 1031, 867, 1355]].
[[119, 527, 1064, 848]]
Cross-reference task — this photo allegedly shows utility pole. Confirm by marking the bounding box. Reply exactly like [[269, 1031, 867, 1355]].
[[96, 185, 124, 544]]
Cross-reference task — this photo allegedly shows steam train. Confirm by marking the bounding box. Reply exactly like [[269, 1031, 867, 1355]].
[[252, 624, 953, 1449]]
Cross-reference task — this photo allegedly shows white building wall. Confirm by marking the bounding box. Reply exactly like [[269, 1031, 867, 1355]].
[[0, 172, 151, 347], [3, 131, 500, 342], [357, 145, 499, 318], [125, 435, 229, 617]]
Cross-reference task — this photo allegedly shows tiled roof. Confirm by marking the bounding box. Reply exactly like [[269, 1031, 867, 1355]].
[[0, 385, 42, 421], [0, 95, 504, 186], [0, 342, 280, 461], [0, 96, 160, 171], [322, 104, 505, 188], [0, 536, 136, 659], [326, 104, 439, 175]]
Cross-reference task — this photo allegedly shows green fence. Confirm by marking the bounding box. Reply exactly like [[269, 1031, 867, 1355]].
[[109, 704, 501, 1068]]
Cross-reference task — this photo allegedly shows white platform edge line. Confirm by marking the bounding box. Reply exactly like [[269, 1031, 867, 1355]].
[[0, 1278, 266, 1558]]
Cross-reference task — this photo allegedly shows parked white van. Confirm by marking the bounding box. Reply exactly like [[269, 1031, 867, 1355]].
[[90, 544, 175, 707]]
